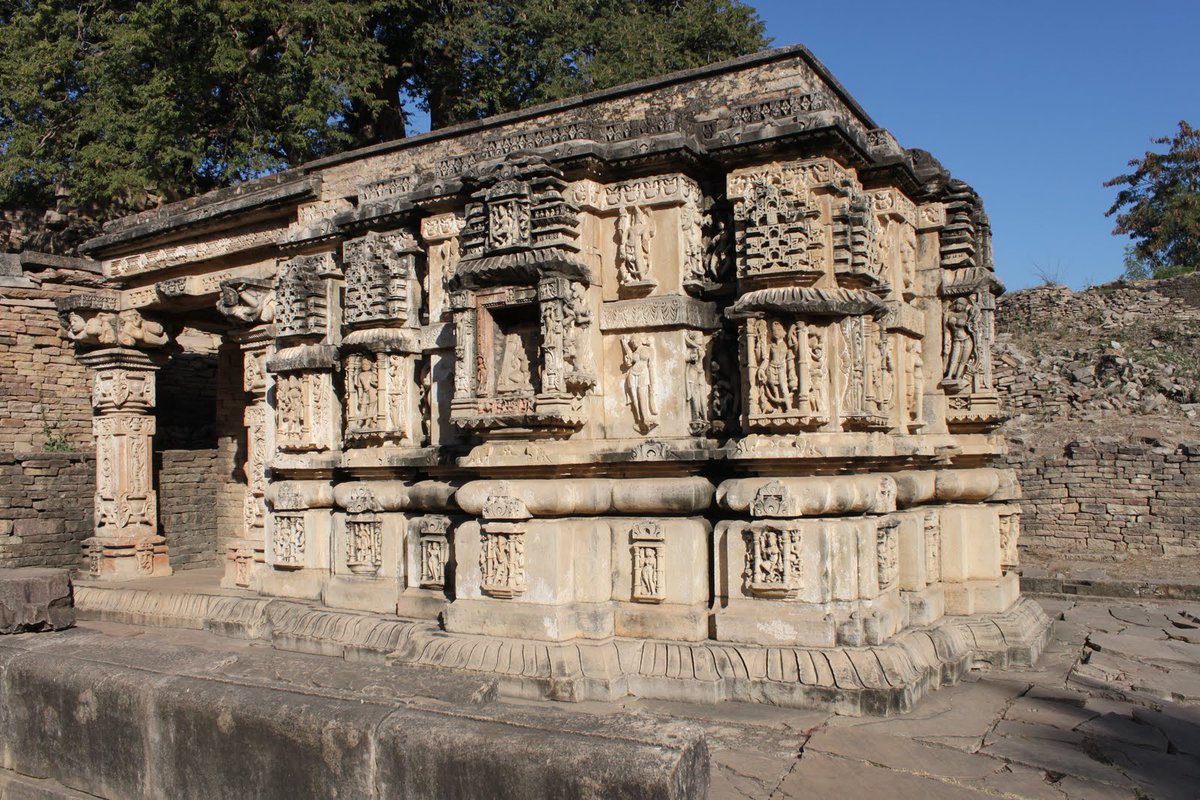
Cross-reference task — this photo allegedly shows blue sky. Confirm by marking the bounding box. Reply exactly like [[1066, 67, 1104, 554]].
[[752, 0, 1200, 290]]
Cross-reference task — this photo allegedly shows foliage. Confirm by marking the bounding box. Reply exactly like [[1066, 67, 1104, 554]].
[[1106, 121, 1200, 279], [0, 0, 767, 233], [36, 404, 73, 452]]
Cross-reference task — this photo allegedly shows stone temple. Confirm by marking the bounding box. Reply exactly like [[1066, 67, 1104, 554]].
[[56, 45, 1049, 715]]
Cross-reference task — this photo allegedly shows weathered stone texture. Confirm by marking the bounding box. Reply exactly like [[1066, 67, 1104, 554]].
[[0, 453, 94, 569], [0, 567, 73, 633], [1008, 439, 1200, 557]]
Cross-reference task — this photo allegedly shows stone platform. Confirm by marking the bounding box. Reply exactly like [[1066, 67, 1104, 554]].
[[2, 594, 1197, 799], [72, 569, 1051, 716], [0, 623, 707, 800]]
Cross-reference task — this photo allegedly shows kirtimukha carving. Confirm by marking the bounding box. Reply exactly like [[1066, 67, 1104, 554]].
[[63, 45, 1042, 714]]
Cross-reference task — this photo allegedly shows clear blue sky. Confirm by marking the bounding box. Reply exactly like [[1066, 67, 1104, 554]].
[[406, 2, 1198, 291], [752, 0, 1200, 290]]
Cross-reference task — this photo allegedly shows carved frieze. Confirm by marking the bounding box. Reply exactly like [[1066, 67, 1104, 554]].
[[599, 295, 720, 332]]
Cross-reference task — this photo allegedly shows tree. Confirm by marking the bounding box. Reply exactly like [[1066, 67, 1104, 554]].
[[0, 0, 768, 250], [1106, 121, 1200, 278]]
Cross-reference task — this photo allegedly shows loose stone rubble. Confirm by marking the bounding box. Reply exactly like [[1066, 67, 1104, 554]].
[[53, 45, 1048, 713]]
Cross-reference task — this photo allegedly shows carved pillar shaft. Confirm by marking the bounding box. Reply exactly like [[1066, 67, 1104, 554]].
[[222, 328, 272, 588], [78, 348, 171, 579]]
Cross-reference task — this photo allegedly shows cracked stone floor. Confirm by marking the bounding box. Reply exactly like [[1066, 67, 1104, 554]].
[[605, 596, 1200, 800], [64, 595, 1200, 799]]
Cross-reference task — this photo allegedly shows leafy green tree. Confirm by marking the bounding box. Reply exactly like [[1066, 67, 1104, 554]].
[[0, 0, 767, 247], [1106, 121, 1200, 278]]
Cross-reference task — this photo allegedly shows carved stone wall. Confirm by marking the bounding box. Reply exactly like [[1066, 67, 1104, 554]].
[[62, 46, 1046, 711]]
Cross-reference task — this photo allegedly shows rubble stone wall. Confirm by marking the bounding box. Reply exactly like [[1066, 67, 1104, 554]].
[[158, 449, 224, 571], [0, 453, 93, 569], [0, 256, 101, 452], [1008, 439, 1200, 557]]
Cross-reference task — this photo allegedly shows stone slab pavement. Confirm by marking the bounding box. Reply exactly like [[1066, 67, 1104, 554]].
[[628, 595, 1200, 800], [6, 595, 1200, 798]]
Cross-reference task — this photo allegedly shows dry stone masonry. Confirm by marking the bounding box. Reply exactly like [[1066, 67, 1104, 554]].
[[56, 46, 1048, 713]]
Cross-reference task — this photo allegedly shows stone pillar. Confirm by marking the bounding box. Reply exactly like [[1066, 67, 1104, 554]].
[[221, 327, 273, 589], [78, 347, 171, 579]]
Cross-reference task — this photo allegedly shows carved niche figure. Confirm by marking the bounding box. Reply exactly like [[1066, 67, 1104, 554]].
[[680, 200, 704, 286], [703, 207, 734, 284], [746, 525, 804, 599], [899, 226, 917, 296], [875, 333, 895, 418], [418, 515, 451, 589], [497, 332, 534, 394], [684, 331, 709, 433], [272, 514, 305, 567], [621, 335, 659, 433], [630, 521, 665, 603], [807, 328, 829, 419], [754, 319, 799, 414], [481, 528, 526, 598], [616, 205, 656, 289], [906, 338, 925, 429], [354, 355, 379, 424], [346, 516, 383, 576], [876, 517, 900, 590], [561, 280, 593, 380], [942, 296, 975, 384], [278, 375, 306, 439]]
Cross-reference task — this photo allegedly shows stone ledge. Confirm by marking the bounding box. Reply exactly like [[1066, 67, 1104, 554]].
[[0, 629, 707, 800], [74, 585, 1050, 716]]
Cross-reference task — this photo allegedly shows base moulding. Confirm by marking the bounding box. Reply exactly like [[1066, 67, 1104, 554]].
[[74, 583, 1052, 716]]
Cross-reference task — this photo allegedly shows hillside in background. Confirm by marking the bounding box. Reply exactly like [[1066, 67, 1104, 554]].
[[996, 272, 1200, 444]]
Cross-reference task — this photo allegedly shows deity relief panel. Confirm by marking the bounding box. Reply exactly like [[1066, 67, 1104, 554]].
[[876, 517, 900, 590], [345, 515, 383, 576], [272, 513, 306, 568], [745, 524, 804, 599], [480, 525, 526, 599], [999, 506, 1021, 571], [940, 266, 1005, 428], [924, 510, 942, 584], [344, 352, 416, 445], [416, 515, 451, 590], [629, 522, 666, 604], [615, 205, 657, 293], [275, 371, 336, 452]]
